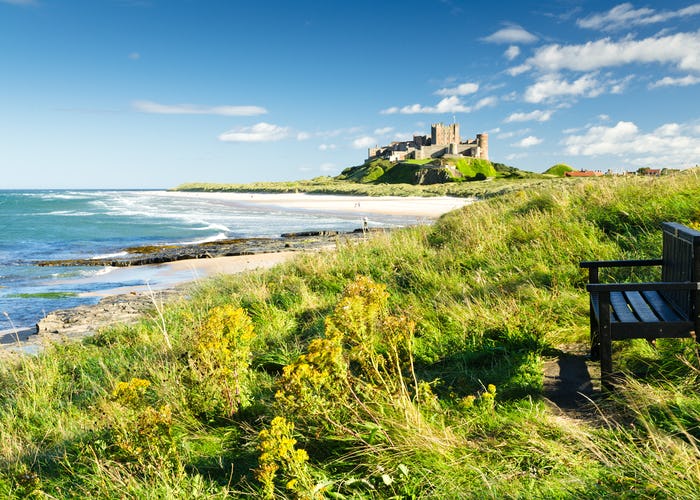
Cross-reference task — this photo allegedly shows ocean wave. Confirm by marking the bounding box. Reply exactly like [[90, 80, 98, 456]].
[[82, 267, 115, 277], [91, 251, 129, 260], [40, 210, 97, 217], [191, 222, 231, 232], [26, 192, 95, 201], [180, 232, 229, 245]]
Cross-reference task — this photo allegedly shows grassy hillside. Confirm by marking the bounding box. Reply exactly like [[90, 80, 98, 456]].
[[544, 163, 575, 176], [2, 170, 700, 497], [337, 157, 518, 185]]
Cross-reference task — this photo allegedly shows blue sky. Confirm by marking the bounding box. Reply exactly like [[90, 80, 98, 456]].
[[1, 0, 699, 188]]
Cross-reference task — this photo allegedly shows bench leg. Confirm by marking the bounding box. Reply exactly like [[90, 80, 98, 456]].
[[599, 293, 613, 390], [590, 301, 600, 361]]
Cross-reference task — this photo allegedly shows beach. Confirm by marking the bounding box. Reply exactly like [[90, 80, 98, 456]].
[[158, 191, 474, 218], [0, 192, 472, 359]]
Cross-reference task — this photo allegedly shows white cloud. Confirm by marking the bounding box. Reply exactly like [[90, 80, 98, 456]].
[[515, 136, 543, 147], [133, 100, 267, 116], [318, 143, 336, 151], [507, 64, 531, 76], [435, 82, 479, 96], [381, 96, 474, 114], [525, 31, 700, 73], [506, 152, 528, 161], [296, 132, 311, 140], [563, 120, 700, 167], [387, 99, 478, 117], [474, 96, 498, 109], [610, 75, 633, 94], [524, 73, 603, 103], [128, 52, 141, 60], [577, 3, 700, 31], [218, 122, 290, 142], [482, 24, 538, 44], [374, 126, 394, 135], [504, 109, 554, 123], [649, 74, 700, 88], [497, 128, 531, 139], [504, 45, 521, 60], [352, 136, 377, 149], [655, 123, 681, 137], [320, 163, 336, 172]]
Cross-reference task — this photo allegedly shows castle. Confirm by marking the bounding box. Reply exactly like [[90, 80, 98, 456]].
[[367, 123, 489, 163]]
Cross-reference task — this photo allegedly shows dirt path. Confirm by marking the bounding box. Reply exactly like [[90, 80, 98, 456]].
[[543, 344, 603, 422]]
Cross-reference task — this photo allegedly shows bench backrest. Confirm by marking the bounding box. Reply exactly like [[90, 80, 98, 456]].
[[661, 222, 700, 320]]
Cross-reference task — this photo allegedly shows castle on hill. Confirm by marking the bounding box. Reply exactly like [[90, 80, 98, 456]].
[[367, 123, 489, 163]]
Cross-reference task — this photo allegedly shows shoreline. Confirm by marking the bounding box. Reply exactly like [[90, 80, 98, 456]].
[[1, 193, 474, 360], [0, 251, 305, 360], [158, 191, 475, 218]]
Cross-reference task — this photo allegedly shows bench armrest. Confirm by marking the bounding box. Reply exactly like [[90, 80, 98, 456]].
[[586, 281, 700, 292], [580, 259, 663, 269]]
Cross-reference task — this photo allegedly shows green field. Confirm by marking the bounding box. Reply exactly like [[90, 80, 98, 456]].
[[2, 170, 700, 498]]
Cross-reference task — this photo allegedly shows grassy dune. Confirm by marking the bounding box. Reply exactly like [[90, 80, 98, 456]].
[[2, 170, 700, 498], [173, 176, 553, 199]]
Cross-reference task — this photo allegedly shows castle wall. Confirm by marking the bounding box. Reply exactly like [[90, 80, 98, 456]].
[[417, 145, 450, 159]]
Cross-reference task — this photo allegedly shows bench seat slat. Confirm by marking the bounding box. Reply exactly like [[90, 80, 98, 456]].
[[591, 290, 689, 324], [624, 291, 660, 322], [609, 292, 637, 323], [640, 291, 684, 322]]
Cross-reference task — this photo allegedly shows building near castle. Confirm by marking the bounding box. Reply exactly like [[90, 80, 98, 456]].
[[368, 123, 488, 163]]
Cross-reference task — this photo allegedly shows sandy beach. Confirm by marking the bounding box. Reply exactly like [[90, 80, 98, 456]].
[[156, 191, 474, 218], [79, 251, 303, 297]]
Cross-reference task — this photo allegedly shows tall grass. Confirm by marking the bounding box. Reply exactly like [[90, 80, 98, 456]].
[[0, 169, 699, 497]]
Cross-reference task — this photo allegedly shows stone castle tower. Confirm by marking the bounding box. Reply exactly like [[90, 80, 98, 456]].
[[431, 123, 459, 145], [477, 133, 488, 161]]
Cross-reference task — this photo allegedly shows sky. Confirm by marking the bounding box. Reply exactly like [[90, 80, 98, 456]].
[[1, 0, 700, 188]]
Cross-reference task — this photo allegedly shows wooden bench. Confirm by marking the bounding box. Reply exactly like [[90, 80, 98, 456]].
[[580, 222, 700, 388]]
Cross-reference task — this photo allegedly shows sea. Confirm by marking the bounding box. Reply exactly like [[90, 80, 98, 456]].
[[0, 190, 421, 331]]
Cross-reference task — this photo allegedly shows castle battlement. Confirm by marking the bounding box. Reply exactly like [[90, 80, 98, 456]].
[[368, 123, 488, 163]]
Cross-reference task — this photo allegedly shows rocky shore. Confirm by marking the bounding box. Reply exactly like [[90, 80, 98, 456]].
[[0, 288, 183, 360], [36, 228, 381, 267]]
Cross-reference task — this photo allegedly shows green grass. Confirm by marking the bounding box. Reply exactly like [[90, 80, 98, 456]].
[[2, 170, 700, 497], [544, 163, 575, 176], [7, 291, 79, 299], [401, 158, 434, 165], [175, 176, 562, 199], [452, 157, 498, 178]]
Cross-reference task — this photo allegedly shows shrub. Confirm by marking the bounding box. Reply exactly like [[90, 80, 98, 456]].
[[185, 305, 256, 418]]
